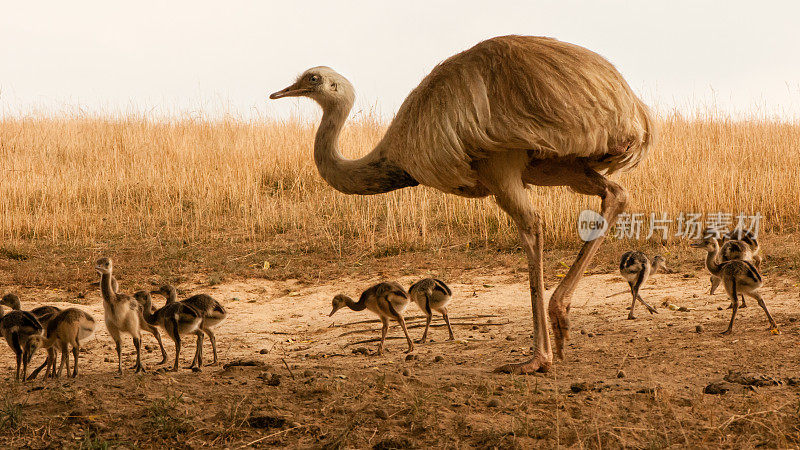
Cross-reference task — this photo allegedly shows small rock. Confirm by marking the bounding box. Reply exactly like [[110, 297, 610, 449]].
[[678, 306, 690, 312], [471, 325, 479, 330], [505, 335, 515, 341], [264, 373, 282, 386], [570, 382, 590, 393], [789, 317, 797, 323], [692, 293, 699, 298], [717, 306, 724, 311], [144, 344, 155, 351], [487, 398, 502, 408], [434, 356, 444, 362], [586, 332, 595, 338], [785, 377, 800, 386], [302, 369, 313, 378], [375, 409, 390, 420], [695, 325, 704, 333], [247, 414, 286, 429], [259, 349, 269, 355], [402, 369, 410, 377], [644, 337, 652, 342], [704, 381, 732, 395], [352, 347, 369, 356], [616, 370, 625, 379], [666, 323, 674, 327], [405, 354, 418, 361], [103, 357, 111, 363], [580, 329, 586, 335]]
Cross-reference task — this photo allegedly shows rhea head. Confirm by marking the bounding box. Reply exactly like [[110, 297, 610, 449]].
[[270, 67, 354, 109], [95, 257, 113, 275]]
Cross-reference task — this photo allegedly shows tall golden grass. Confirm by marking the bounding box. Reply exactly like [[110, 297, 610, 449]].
[[1, 112, 798, 256]]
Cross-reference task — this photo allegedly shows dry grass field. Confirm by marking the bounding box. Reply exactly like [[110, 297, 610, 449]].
[[1, 112, 799, 448]]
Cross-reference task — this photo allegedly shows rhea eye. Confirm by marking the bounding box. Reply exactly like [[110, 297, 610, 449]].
[[309, 74, 320, 83]]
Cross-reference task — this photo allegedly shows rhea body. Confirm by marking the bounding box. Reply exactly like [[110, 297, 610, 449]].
[[152, 285, 227, 366], [0, 303, 43, 381], [691, 237, 777, 335], [271, 35, 652, 373], [1, 293, 62, 379], [95, 257, 146, 373], [134, 291, 204, 371], [27, 308, 95, 378], [618, 252, 665, 320], [330, 282, 414, 355], [408, 278, 455, 343], [709, 228, 762, 308]]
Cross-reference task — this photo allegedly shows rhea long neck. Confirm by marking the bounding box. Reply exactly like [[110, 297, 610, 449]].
[[704, 247, 722, 276], [314, 97, 418, 195], [101, 273, 117, 303], [140, 295, 157, 325], [342, 295, 367, 312]]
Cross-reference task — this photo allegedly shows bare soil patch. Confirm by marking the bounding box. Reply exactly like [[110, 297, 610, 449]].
[[2, 260, 799, 448]]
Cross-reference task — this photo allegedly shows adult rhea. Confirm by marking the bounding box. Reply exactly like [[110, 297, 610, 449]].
[[270, 35, 652, 373]]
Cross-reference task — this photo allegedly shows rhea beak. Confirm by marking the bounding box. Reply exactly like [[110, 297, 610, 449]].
[[689, 242, 703, 248], [328, 306, 339, 317], [269, 82, 310, 100]]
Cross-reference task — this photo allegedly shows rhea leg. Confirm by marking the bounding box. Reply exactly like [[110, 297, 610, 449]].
[[377, 317, 389, 355], [396, 315, 414, 354], [151, 328, 168, 365], [627, 283, 638, 320], [478, 156, 551, 374], [548, 167, 628, 359], [721, 283, 739, 335], [57, 342, 69, 378], [750, 292, 777, 330], [205, 329, 218, 365], [710, 276, 721, 295], [189, 333, 201, 368], [418, 314, 432, 343], [132, 335, 145, 373], [636, 295, 659, 314], [442, 309, 455, 341], [71, 344, 80, 377]]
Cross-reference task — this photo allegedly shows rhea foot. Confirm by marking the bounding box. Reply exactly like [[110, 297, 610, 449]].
[[494, 356, 552, 374]]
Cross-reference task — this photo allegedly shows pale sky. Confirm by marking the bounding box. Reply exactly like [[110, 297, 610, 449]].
[[2, 1, 799, 120]]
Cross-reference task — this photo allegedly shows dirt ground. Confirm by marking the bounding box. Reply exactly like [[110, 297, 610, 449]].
[[1, 258, 800, 448]]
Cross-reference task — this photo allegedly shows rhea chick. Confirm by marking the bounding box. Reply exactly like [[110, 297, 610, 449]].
[[330, 281, 414, 355], [27, 308, 96, 379], [0, 304, 43, 381], [691, 237, 777, 335], [134, 291, 204, 371], [619, 251, 666, 320], [408, 278, 454, 343], [152, 285, 227, 366]]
